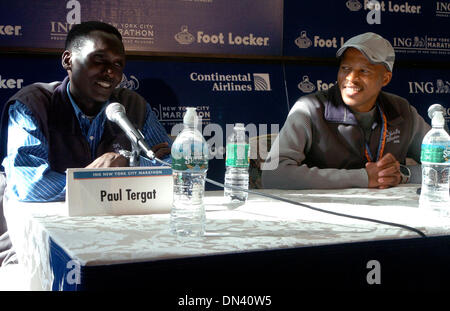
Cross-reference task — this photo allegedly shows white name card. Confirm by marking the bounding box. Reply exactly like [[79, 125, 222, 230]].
[[66, 166, 173, 216]]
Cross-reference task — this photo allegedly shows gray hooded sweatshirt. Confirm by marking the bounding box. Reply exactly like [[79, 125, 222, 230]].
[[262, 85, 430, 189]]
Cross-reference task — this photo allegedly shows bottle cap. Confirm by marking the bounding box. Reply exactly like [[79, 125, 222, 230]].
[[432, 113, 445, 127], [235, 123, 245, 129], [183, 107, 198, 127], [428, 104, 446, 127]]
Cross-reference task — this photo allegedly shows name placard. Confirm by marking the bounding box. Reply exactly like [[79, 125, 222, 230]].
[[66, 166, 173, 216]]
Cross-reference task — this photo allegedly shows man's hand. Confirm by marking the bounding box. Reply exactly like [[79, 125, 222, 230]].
[[86, 152, 128, 168], [365, 153, 401, 189], [151, 142, 171, 160]]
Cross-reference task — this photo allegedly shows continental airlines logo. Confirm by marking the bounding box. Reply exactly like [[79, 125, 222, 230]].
[[253, 74, 271, 91], [190, 72, 271, 92], [175, 25, 270, 47]]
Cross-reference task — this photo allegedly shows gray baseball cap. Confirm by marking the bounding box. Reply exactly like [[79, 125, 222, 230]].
[[336, 32, 395, 72]]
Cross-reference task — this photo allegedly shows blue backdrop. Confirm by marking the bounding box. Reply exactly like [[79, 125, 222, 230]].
[[0, 0, 283, 55], [284, 0, 450, 61]]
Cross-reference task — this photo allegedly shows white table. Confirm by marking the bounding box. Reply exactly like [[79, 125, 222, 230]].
[[4, 184, 450, 291]]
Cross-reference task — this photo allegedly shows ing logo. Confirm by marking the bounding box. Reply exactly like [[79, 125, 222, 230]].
[[408, 79, 450, 94], [50, 0, 80, 40], [253, 73, 271, 91]]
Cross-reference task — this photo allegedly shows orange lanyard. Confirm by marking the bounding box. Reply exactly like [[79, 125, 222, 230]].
[[364, 105, 387, 162]]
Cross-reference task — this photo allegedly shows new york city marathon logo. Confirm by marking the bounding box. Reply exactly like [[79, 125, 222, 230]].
[[393, 35, 450, 55]]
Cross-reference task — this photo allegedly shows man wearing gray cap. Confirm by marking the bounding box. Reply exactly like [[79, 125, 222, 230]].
[[262, 32, 430, 190]]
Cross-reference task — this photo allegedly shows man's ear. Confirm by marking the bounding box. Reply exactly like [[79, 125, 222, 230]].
[[61, 50, 72, 71], [382, 70, 392, 87]]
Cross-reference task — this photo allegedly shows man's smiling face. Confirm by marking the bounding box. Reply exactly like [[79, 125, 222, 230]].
[[337, 47, 392, 112], [63, 30, 125, 114]]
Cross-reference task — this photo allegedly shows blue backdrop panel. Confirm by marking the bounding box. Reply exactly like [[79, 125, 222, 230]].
[[0, 57, 288, 189], [388, 66, 450, 125], [284, 63, 338, 110], [284, 0, 450, 61], [0, 56, 66, 112], [122, 61, 288, 129], [0, 0, 283, 56], [284, 63, 450, 127]]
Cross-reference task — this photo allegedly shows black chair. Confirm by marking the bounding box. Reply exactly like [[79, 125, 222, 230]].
[[248, 134, 277, 189]]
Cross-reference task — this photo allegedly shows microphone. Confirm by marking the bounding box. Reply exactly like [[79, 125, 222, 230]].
[[105, 102, 155, 160]]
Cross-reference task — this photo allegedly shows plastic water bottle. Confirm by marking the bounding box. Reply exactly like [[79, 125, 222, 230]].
[[224, 123, 250, 206], [170, 107, 209, 237], [419, 104, 450, 215]]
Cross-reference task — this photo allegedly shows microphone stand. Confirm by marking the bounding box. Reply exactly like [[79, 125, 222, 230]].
[[129, 141, 140, 167], [127, 128, 143, 167]]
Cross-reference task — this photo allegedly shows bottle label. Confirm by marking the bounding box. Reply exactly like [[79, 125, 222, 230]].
[[421, 143, 450, 163], [226, 143, 249, 167], [171, 143, 208, 171]]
